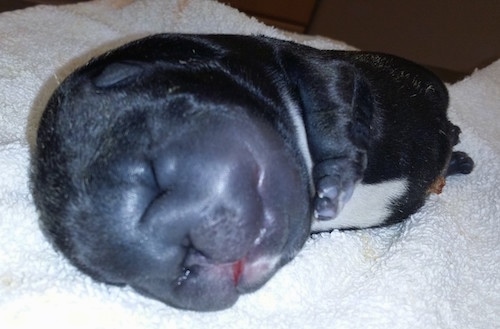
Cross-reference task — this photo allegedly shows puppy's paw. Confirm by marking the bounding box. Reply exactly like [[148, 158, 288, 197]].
[[313, 176, 356, 220], [312, 155, 365, 220], [446, 151, 474, 176]]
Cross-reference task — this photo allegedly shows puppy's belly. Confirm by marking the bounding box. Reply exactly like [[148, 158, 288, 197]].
[[311, 178, 409, 231]]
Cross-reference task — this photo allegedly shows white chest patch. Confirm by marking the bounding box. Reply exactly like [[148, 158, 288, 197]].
[[282, 93, 313, 179], [311, 178, 409, 232]]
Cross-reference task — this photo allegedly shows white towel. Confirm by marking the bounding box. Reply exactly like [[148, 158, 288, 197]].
[[0, 1, 498, 328]]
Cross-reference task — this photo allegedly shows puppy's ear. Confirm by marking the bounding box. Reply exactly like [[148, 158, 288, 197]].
[[92, 61, 145, 88]]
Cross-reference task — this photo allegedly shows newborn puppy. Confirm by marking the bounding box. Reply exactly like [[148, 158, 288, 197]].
[[31, 34, 473, 311]]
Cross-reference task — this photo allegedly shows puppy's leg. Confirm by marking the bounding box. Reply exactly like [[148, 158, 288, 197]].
[[426, 151, 473, 195], [301, 67, 374, 220], [428, 124, 473, 194], [449, 124, 462, 146]]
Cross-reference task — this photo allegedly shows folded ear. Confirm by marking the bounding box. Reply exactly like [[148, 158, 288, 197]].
[[92, 61, 146, 88]]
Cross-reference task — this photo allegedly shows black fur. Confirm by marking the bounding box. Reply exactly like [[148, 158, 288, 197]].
[[31, 34, 473, 311]]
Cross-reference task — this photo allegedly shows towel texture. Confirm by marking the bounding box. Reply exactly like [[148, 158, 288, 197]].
[[0, 0, 498, 328]]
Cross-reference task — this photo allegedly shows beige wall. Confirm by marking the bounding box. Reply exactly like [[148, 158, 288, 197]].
[[308, 0, 500, 74]]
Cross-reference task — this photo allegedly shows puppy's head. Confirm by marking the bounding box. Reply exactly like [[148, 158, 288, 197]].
[[32, 35, 311, 311]]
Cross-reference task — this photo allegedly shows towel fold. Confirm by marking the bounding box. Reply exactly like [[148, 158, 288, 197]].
[[1, 1, 498, 328]]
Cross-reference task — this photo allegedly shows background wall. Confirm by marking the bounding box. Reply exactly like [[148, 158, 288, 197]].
[[308, 0, 500, 78], [2, 0, 498, 81]]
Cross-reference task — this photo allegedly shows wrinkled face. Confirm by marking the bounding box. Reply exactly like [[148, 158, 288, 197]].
[[33, 37, 312, 311], [118, 116, 311, 311], [34, 72, 311, 311]]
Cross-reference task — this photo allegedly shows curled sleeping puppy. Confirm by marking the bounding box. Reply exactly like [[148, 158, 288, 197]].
[[30, 34, 473, 311]]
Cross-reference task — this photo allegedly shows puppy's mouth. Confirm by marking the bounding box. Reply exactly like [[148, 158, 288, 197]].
[[184, 254, 279, 292], [178, 225, 282, 293], [232, 259, 245, 285]]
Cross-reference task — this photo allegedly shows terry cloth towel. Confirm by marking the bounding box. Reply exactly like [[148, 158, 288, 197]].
[[0, 0, 499, 328]]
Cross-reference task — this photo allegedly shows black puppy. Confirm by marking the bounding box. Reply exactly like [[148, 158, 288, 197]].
[[31, 34, 473, 311]]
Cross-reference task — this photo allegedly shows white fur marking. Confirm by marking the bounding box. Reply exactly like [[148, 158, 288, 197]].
[[311, 178, 409, 232], [282, 94, 313, 179]]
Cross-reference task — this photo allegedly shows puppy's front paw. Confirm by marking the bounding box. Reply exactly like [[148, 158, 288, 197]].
[[312, 155, 365, 221], [314, 175, 356, 220]]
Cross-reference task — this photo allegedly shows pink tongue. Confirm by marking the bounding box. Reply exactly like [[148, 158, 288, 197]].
[[232, 260, 245, 284]]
